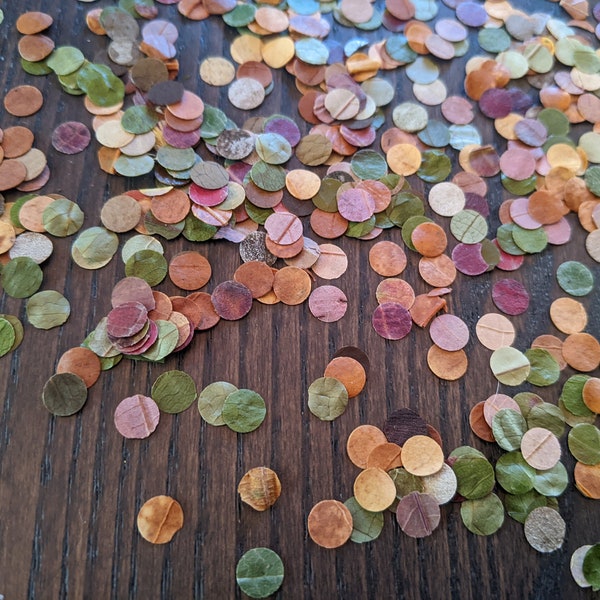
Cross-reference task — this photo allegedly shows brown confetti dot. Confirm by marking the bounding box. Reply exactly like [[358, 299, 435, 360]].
[[307, 499, 353, 549], [238, 467, 281, 512], [346, 424, 388, 469], [211, 281, 252, 320], [562, 332, 600, 372], [234, 261, 275, 299], [137, 495, 184, 544], [324, 356, 366, 398], [272, 266, 311, 305], [426, 345, 468, 381], [354, 467, 397, 512], [401, 435, 444, 476], [169, 251, 211, 291], [4, 85, 43, 117], [366, 442, 403, 471], [368, 240, 407, 276], [56, 347, 102, 389]]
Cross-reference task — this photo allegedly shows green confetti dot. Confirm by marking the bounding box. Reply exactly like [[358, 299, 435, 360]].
[[418, 120, 450, 148], [417, 150, 452, 183], [392, 102, 428, 132], [496, 223, 525, 256], [492, 409, 527, 452], [538, 108, 570, 137], [151, 370, 197, 414], [255, 133, 292, 166], [182, 215, 217, 242], [21, 57, 52, 76], [460, 493, 504, 536], [452, 453, 495, 500], [1, 257, 43, 298], [389, 467, 424, 498], [77, 62, 125, 108], [26, 290, 70, 330], [512, 225, 548, 254], [478, 28, 511, 53], [513, 391, 544, 418], [43, 198, 84, 237], [386, 192, 425, 227], [346, 217, 376, 239], [156, 146, 196, 171], [244, 201, 273, 226], [495, 451, 535, 495], [10, 194, 36, 229], [344, 497, 384, 543], [568, 423, 600, 465], [490, 347, 530, 386], [223, 3, 256, 26], [144, 213, 185, 240], [406, 56, 439, 85], [500, 173, 537, 195], [121, 105, 160, 134], [250, 162, 286, 192], [125, 249, 168, 286], [47, 46, 85, 76], [525, 348, 560, 387], [83, 317, 121, 358], [71, 227, 119, 270], [450, 209, 488, 244], [583, 544, 600, 592], [313, 178, 342, 213], [0, 314, 23, 353], [351, 149, 388, 180], [121, 235, 164, 263], [307, 377, 348, 421], [140, 320, 179, 362], [504, 489, 549, 524], [200, 105, 228, 139], [236, 547, 284, 599], [197, 381, 237, 426], [295, 38, 329, 65], [222, 389, 266, 433], [114, 155, 155, 178], [385, 35, 417, 63], [0, 318, 16, 357], [561, 374, 594, 417], [533, 462, 568, 497], [556, 261, 594, 296], [526, 402, 566, 438], [42, 372, 87, 416]]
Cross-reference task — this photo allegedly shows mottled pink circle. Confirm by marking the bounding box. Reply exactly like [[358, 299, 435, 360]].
[[308, 285, 348, 323], [52, 121, 91, 155], [479, 89, 512, 119], [452, 243, 488, 276], [429, 314, 469, 351], [492, 279, 530, 315], [337, 188, 375, 222], [493, 240, 524, 272], [372, 302, 412, 340], [114, 394, 160, 439], [544, 218, 571, 245]]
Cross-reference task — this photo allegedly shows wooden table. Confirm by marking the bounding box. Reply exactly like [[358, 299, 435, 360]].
[[1, 1, 599, 598]]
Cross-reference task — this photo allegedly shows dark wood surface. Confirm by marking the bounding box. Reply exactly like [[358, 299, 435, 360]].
[[0, 1, 599, 598]]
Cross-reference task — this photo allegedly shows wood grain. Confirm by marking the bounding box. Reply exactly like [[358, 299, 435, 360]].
[[0, 1, 599, 599]]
